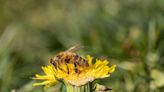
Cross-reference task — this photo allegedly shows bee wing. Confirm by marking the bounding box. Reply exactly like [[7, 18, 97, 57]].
[[66, 45, 84, 52]]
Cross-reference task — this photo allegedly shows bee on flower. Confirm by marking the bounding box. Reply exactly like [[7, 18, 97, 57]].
[[33, 46, 116, 92], [50, 46, 89, 74]]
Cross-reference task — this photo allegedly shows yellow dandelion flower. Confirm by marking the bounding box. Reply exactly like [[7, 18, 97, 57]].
[[33, 55, 116, 87], [64, 55, 116, 86]]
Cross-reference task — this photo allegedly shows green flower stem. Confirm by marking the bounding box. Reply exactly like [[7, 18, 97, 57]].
[[66, 83, 92, 92]]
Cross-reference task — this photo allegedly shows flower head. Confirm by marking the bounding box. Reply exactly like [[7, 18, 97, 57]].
[[33, 55, 116, 87]]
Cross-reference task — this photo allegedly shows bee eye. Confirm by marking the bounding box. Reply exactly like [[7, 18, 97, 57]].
[[50, 60, 57, 68]]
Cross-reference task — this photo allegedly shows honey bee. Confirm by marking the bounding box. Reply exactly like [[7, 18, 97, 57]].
[[50, 45, 89, 73]]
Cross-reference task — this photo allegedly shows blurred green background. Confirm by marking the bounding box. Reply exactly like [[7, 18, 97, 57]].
[[0, 0, 164, 92]]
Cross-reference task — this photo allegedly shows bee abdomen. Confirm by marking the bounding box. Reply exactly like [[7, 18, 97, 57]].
[[73, 54, 89, 67]]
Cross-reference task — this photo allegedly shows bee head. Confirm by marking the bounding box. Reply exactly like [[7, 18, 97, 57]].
[[50, 58, 57, 68], [50, 54, 62, 67]]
